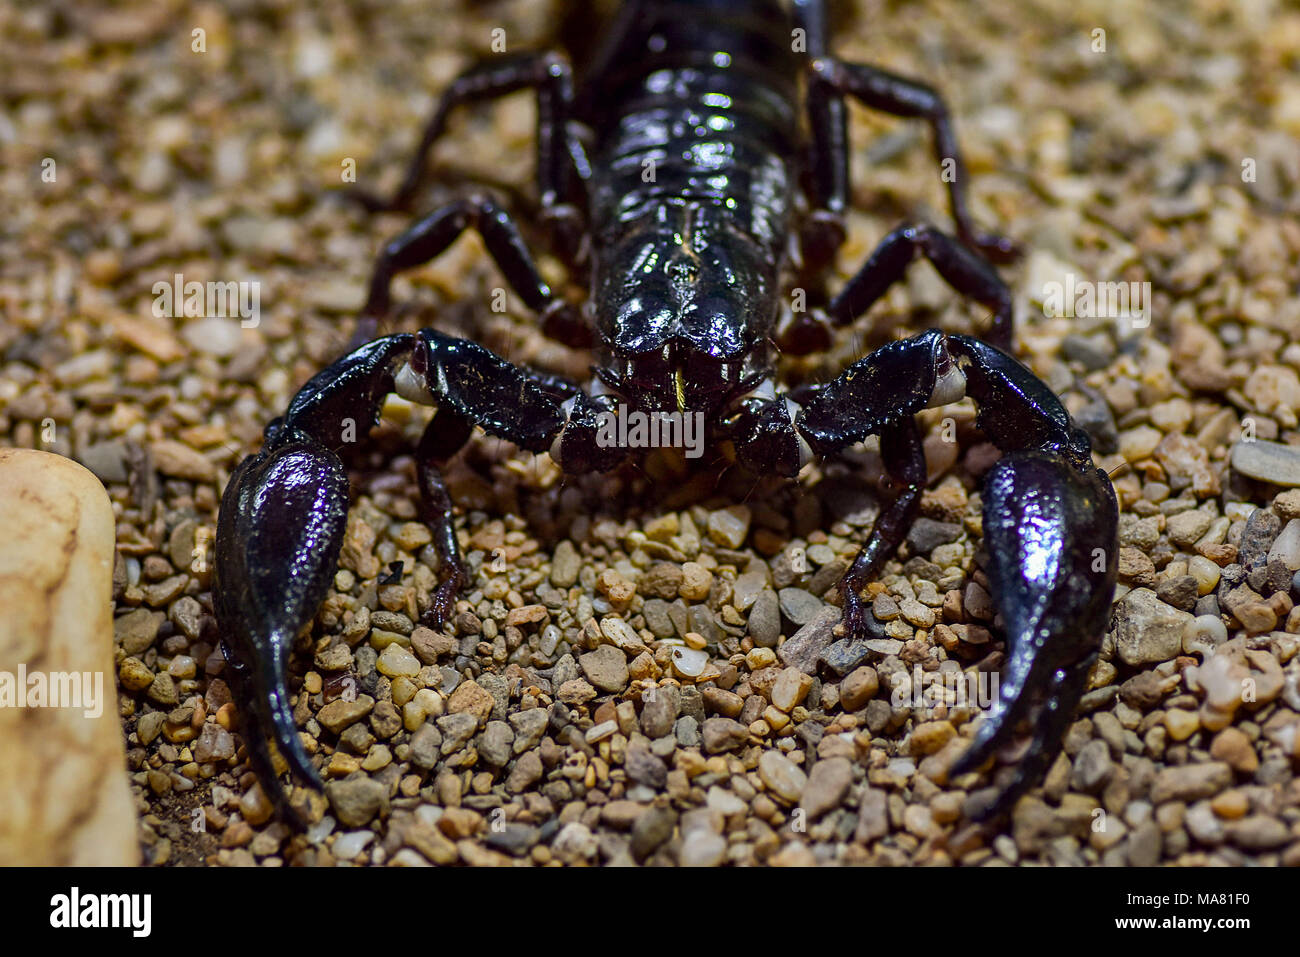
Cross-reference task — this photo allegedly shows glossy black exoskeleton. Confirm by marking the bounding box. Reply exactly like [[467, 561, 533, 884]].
[[214, 0, 1118, 828]]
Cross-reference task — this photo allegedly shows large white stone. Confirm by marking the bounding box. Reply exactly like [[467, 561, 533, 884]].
[[0, 449, 138, 865]]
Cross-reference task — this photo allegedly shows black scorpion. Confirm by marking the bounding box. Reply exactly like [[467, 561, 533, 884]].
[[214, 0, 1119, 827]]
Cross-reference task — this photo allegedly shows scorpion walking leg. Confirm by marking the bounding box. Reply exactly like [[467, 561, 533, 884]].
[[839, 418, 926, 641], [349, 51, 587, 233], [796, 330, 1118, 817], [414, 409, 473, 629], [805, 53, 1018, 264], [793, 333, 943, 637], [362, 195, 590, 347], [828, 221, 1015, 350], [791, 0, 847, 279], [396, 328, 577, 626]]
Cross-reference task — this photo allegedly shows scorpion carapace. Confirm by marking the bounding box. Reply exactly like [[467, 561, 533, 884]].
[[214, 0, 1118, 828]]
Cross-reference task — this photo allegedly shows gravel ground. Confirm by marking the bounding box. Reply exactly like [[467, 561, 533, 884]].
[[2, 0, 1299, 866]]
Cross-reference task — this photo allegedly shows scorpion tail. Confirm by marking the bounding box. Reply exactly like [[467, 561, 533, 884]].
[[214, 428, 350, 806]]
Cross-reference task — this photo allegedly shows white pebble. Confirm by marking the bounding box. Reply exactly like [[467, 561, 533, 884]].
[[332, 830, 374, 861], [671, 646, 709, 678], [1182, 615, 1228, 657], [1267, 519, 1300, 571]]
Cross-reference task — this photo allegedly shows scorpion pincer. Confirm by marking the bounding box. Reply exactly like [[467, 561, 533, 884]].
[[214, 0, 1118, 826]]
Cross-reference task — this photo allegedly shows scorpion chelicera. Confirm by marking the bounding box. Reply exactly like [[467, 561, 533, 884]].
[[214, 0, 1119, 826]]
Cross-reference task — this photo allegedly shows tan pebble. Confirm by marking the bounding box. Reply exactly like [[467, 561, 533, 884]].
[[763, 706, 790, 731], [839, 667, 879, 711], [327, 753, 361, 776], [643, 513, 679, 541], [1164, 708, 1199, 741], [239, 783, 274, 826], [215, 703, 236, 730], [1210, 789, 1249, 819], [679, 562, 713, 601], [1210, 727, 1258, 773], [505, 604, 547, 627], [447, 680, 494, 724], [596, 569, 636, 603], [394, 522, 432, 551], [769, 667, 812, 712], [150, 440, 216, 482], [119, 657, 155, 691]]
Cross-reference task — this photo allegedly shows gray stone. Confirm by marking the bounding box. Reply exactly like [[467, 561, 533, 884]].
[[435, 712, 477, 756], [484, 822, 539, 856], [1070, 738, 1113, 792], [508, 708, 549, 754], [747, 589, 781, 647], [477, 721, 514, 768], [778, 587, 825, 626], [906, 518, 962, 555], [640, 687, 679, 738], [624, 740, 668, 788], [674, 715, 700, 747], [688, 605, 720, 645], [326, 778, 389, 828], [409, 724, 443, 769], [642, 599, 676, 638], [701, 717, 749, 754], [630, 806, 676, 861], [552, 653, 579, 690], [817, 638, 872, 677], [1238, 508, 1281, 568], [1126, 820, 1162, 867], [1231, 439, 1300, 487], [776, 607, 840, 674], [1112, 588, 1192, 666], [477, 673, 510, 721], [78, 440, 130, 483], [802, 757, 852, 820]]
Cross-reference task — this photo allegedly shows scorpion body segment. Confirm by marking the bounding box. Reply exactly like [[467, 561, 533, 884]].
[[215, 0, 1119, 827]]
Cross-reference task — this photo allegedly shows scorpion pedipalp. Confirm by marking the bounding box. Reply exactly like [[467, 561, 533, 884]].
[[797, 331, 1118, 819]]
